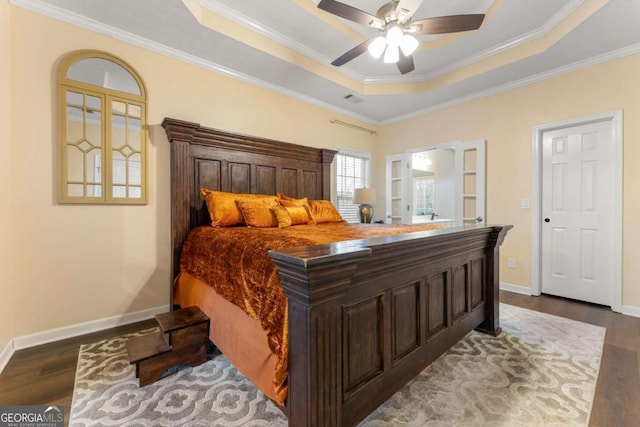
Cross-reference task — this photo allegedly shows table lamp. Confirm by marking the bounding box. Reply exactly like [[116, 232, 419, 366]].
[[353, 188, 376, 223]]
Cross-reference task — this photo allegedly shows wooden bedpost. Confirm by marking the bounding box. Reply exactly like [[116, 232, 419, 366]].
[[320, 149, 336, 201], [476, 225, 513, 336], [269, 245, 371, 427], [161, 118, 199, 286]]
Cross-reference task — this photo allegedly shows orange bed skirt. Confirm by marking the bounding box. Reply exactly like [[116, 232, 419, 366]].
[[173, 271, 282, 405]]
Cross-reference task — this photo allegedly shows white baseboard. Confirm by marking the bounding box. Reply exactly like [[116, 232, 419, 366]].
[[500, 283, 640, 317], [0, 339, 14, 374], [11, 304, 169, 351], [622, 305, 640, 318], [500, 282, 533, 296], [0, 305, 169, 374]]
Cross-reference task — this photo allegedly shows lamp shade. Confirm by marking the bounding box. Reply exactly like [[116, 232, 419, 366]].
[[353, 188, 376, 205], [368, 36, 387, 59], [386, 25, 404, 47], [383, 45, 399, 64], [400, 33, 419, 56]]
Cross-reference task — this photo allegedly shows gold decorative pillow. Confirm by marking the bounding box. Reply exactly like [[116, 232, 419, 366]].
[[201, 189, 278, 227], [307, 199, 345, 224], [236, 200, 278, 228], [272, 205, 311, 227]]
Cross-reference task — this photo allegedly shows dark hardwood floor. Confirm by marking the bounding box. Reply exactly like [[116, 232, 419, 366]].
[[501, 291, 640, 427], [0, 319, 157, 424], [0, 291, 638, 426]]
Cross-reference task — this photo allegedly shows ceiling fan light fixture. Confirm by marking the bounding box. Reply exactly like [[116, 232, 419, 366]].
[[318, 0, 486, 75], [386, 24, 404, 47], [383, 45, 399, 64], [400, 33, 419, 56], [368, 36, 387, 59]]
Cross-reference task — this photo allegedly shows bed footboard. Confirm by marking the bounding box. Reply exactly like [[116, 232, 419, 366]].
[[269, 225, 511, 427]]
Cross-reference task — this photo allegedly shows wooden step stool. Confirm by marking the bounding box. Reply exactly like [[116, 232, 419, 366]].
[[126, 306, 210, 386]]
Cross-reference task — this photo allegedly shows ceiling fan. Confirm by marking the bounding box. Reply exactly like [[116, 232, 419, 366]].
[[318, 0, 485, 74]]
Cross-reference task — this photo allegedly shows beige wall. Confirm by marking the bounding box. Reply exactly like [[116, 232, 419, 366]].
[[7, 6, 376, 339], [1, 0, 14, 352], [375, 53, 640, 308]]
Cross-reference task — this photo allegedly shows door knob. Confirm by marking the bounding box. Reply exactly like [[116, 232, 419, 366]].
[[544, 218, 550, 223], [476, 217, 483, 223]]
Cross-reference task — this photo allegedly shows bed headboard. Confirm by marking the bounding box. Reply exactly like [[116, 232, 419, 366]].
[[161, 117, 337, 279]]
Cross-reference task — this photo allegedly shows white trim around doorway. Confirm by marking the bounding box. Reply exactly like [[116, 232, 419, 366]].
[[531, 110, 623, 313]]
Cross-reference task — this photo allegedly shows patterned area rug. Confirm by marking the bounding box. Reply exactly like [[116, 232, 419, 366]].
[[69, 304, 605, 426]]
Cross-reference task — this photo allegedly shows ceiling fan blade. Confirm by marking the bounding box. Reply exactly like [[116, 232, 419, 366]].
[[412, 14, 485, 35], [395, 0, 425, 22], [318, 0, 384, 28], [331, 39, 372, 66], [397, 52, 414, 75]]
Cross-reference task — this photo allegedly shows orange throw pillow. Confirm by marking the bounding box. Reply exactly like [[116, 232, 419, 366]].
[[237, 200, 278, 228], [201, 189, 278, 227], [307, 199, 345, 224], [272, 205, 311, 227], [277, 193, 309, 207]]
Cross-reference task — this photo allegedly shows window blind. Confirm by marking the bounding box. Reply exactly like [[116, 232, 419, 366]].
[[336, 151, 370, 223]]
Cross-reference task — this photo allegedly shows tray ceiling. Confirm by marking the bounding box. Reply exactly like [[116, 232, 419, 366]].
[[13, 0, 640, 124]]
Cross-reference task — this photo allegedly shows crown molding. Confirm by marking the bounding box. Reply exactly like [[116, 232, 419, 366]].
[[420, 0, 585, 82], [9, 0, 378, 125], [381, 42, 640, 125], [194, 0, 369, 87], [9, 0, 635, 126], [197, 0, 373, 83], [189, 0, 587, 86], [198, 0, 338, 71], [364, 0, 585, 84]]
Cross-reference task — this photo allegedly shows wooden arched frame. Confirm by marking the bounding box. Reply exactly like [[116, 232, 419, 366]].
[[57, 50, 148, 204]]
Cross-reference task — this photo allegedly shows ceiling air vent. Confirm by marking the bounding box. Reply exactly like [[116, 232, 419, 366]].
[[343, 94, 363, 104]]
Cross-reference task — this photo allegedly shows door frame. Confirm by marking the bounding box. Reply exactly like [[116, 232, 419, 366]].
[[531, 110, 623, 312]]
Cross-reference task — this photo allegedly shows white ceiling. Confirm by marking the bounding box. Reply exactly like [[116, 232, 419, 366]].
[[14, 0, 640, 124]]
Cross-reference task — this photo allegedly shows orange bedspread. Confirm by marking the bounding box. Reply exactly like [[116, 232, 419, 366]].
[[179, 222, 446, 404]]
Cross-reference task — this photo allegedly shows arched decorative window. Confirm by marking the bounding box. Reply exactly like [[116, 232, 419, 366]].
[[57, 50, 147, 204]]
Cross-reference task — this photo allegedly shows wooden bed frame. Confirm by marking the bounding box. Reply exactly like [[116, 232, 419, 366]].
[[162, 117, 512, 427]]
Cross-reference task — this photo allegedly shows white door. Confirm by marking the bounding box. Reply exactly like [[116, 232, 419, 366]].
[[385, 153, 411, 224], [456, 140, 486, 226], [541, 120, 614, 305]]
